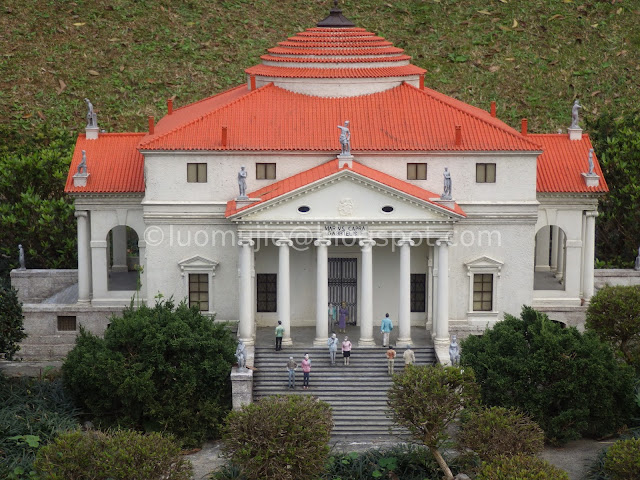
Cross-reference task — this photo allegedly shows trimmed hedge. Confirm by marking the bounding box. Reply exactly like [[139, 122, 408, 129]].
[[476, 454, 569, 480], [604, 437, 640, 480]]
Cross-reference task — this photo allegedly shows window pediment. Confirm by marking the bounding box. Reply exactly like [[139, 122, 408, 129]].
[[178, 255, 218, 277]]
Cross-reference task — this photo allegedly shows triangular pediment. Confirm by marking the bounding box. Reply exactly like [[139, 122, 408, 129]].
[[231, 169, 460, 223], [178, 255, 218, 275], [464, 255, 504, 271]]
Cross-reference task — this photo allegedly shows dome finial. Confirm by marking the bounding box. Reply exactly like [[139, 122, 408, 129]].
[[317, 0, 355, 28]]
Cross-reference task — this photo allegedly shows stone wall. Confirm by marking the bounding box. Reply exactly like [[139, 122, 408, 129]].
[[10, 269, 78, 303], [594, 269, 640, 290]]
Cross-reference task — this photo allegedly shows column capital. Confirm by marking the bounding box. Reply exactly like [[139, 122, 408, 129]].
[[314, 239, 332, 247], [74, 210, 88, 219], [359, 239, 376, 248], [275, 238, 293, 247], [435, 238, 452, 247], [395, 239, 416, 247], [585, 211, 599, 218], [238, 239, 255, 247]]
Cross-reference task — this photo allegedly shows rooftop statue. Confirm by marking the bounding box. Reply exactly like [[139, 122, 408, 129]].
[[570, 99, 582, 129], [587, 148, 595, 175], [337, 120, 351, 156], [84, 98, 97, 128], [77, 150, 88, 175], [237, 166, 248, 199], [18, 244, 25, 270], [441, 167, 452, 200]]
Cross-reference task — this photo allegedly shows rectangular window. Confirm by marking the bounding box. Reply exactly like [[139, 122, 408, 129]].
[[410, 274, 426, 312], [256, 163, 276, 180], [257, 273, 277, 312], [473, 274, 493, 311], [187, 163, 207, 183], [476, 163, 496, 183], [189, 273, 209, 311], [407, 163, 427, 180], [57, 315, 77, 331]]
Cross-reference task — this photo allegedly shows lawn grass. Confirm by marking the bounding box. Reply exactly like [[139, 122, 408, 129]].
[[0, 0, 638, 138]]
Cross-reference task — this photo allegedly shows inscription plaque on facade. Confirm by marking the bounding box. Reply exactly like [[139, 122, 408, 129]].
[[324, 225, 367, 237]]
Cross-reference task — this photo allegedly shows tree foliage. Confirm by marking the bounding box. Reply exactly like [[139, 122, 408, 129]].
[[387, 364, 479, 480], [0, 126, 76, 282], [476, 454, 569, 480], [588, 112, 640, 268], [604, 437, 640, 480], [62, 298, 237, 447], [586, 285, 640, 368], [221, 395, 333, 480], [0, 278, 26, 360], [461, 306, 636, 444]]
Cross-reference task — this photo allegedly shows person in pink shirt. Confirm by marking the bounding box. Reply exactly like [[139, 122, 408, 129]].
[[342, 336, 352, 366], [301, 353, 311, 390]]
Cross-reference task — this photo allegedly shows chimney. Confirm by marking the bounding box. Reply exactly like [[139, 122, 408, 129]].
[[249, 75, 256, 91], [148, 116, 154, 135], [167, 98, 173, 115], [490, 101, 496, 118], [455, 125, 462, 146], [419, 74, 425, 90], [222, 126, 228, 147], [521, 118, 528, 136]]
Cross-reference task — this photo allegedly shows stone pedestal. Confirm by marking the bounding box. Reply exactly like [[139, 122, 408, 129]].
[[581, 173, 600, 188], [434, 337, 451, 366], [231, 367, 253, 411], [338, 154, 353, 168], [73, 172, 90, 188], [568, 127, 582, 141]]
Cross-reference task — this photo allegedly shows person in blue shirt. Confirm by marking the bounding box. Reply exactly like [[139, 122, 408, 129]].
[[380, 313, 393, 347]]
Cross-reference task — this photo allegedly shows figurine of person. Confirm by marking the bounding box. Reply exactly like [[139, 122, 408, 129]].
[[380, 313, 393, 347], [342, 336, 352, 366], [238, 166, 248, 198], [403, 345, 415, 366], [286, 356, 297, 389], [442, 167, 452, 199], [235, 340, 246, 369], [449, 335, 460, 365], [84, 98, 96, 127], [635, 246, 640, 271], [18, 244, 26, 270], [337, 120, 351, 155], [338, 301, 349, 332], [77, 150, 88, 175], [327, 333, 339, 365], [301, 353, 311, 389], [571, 100, 582, 129], [386, 345, 397, 375], [275, 320, 284, 351], [588, 148, 595, 175], [328, 302, 336, 326]]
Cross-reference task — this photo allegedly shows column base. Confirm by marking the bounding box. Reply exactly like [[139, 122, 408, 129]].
[[282, 337, 293, 346], [239, 336, 255, 347], [358, 337, 376, 347], [396, 337, 413, 348], [77, 299, 91, 305], [434, 337, 451, 366], [313, 337, 328, 347]]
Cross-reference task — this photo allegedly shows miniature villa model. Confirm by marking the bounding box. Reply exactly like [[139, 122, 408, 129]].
[[12, 4, 607, 363]]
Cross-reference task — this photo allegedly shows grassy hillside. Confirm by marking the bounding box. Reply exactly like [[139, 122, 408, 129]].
[[1, 0, 638, 138]]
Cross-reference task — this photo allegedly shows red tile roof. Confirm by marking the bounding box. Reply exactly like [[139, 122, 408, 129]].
[[530, 134, 608, 193], [267, 46, 405, 56], [260, 54, 412, 63], [245, 64, 423, 78], [139, 82, 541, 152], [65, 133, 145, 193], [225, 158, 466, 217]]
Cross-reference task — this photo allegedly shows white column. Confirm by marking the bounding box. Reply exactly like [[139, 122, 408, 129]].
[[359, 239, 376, 346], [313, 239, 331, 346], [535, 226, 550, 270], [555, 229, 565, 281], [111, 225, 128, 272], [137, 239, 146, 301], [582, 211, 598, 300], [238, 239, 255, 345], [397, 239, 415, 346], [434, 239, 451, 364], [90, 239, 108, 301], [580, 214, 587, 297], [276, 239, 293, 346], [75, 211, 90, 303], [550, 226, 559, 271]]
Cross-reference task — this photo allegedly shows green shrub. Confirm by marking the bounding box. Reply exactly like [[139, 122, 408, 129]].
[[34, 429, 192, 480], [458, 406, 544, 462], [0, 373, 79, 479], [604, 437, 640, 480], [387, 364, 479, 480], [461, 306, 636, 444], [221, 395, 333, 480], [476, 454, 569, 480], [0, 278, 26, 360], [62, 298, 237, 447]]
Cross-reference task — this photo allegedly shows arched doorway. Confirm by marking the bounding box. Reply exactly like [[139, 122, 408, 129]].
[[533, 225, 566, 291], [107, 225, 140, 291]]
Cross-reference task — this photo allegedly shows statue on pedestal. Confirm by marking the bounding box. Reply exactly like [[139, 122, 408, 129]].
[[235, 340, 247, 369], [77, 150, 88, 175], [587, 148, 595, 175], [570, 100, 582, 129], [237, 166, 248, 198], [441, 167, 452, 200], [84, 98, 97, 128], [18, 244, 26, 270], [449, 335, 460, 365], [635, 246, 640, 271], [337, 120, 351, 155]]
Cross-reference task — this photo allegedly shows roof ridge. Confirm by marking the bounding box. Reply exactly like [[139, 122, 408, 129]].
[[139, 83, 273, 149], [80, 132, 146, 137], [171, 84, 247, 114], [405, 83, 542, 150]]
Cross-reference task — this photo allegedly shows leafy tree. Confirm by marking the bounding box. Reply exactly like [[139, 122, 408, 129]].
[[387, 364, 479, 480], [586, 285, 640, 369], [62, 298, 237, 447], [0, 278, 26, 360], [0, 126, 76, 282], [461, 306, 636, 444], [588, 112, 640, 268], [221, 395, 333, 480]]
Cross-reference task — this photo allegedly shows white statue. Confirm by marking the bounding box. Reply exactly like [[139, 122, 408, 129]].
[[84, 98, 97, 128], [588, 148, 595, 175], [449, 335, 460, 365], [77, 150, 88, 175], [18, 244, 26, 270], [235, 340, 247, 369], [237, 166, 247, 198], [441, 167, 452, 200], [635, 246, 640, 271], [570, 100, 582, 129], [337, 120, 351, 155]]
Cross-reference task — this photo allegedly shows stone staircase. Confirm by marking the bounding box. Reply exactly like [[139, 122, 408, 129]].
[[252, 346, 436, 440]]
